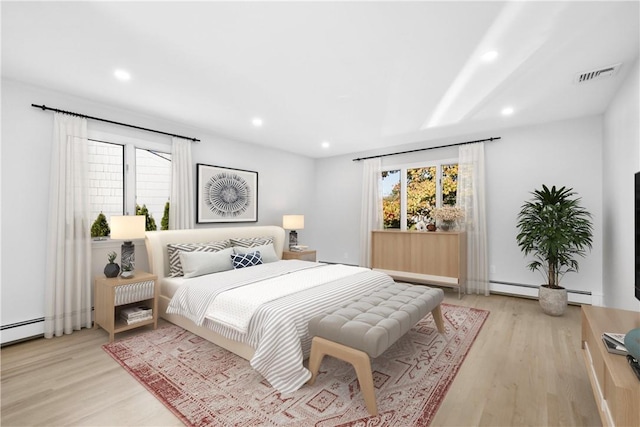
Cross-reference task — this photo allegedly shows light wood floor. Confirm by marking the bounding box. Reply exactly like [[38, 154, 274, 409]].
[[1, 292, 601, 427]]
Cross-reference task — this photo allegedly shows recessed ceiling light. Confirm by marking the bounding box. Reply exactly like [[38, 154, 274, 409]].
[[481, 51, 498, 62], [114, 69, 131, 81], [321, 141, 330, 149], [252, 118, 263, 127], [501, 106, 514, 116]]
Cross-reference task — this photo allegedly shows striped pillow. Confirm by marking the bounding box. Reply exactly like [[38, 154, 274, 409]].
[[229, 236, 273, 248], [167, 240, 230, 277]]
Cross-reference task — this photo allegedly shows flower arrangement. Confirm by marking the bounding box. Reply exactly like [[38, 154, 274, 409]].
[[433, 206, 464, 222]]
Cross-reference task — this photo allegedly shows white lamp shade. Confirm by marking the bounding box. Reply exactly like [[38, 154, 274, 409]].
[[110, 215, 146, 240], [282, 214, 304, 230]]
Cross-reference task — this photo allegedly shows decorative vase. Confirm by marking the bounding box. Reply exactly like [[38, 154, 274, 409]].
[[624, 328, 640, 361], [439, 220, 455, 231], [426, 223, 436, 232], [104, 262, 120, 278], [538, 285, 567, 316]]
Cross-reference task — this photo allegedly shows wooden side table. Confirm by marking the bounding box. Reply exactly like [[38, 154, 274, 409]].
[[94, 271, 158, 342], [282, 250, 317, 262]]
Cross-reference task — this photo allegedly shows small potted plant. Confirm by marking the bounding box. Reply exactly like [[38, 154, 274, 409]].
[[516, 185, 593, 316], [104, 251, 120, 278], [433, 206, 464, 231]]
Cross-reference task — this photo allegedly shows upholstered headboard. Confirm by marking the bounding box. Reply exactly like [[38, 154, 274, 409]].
[[145, 226, 286, 282]]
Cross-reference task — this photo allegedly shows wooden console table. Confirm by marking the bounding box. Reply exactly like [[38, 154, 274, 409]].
[[371, 230, 466, 298], [581, 305, 640, 426]]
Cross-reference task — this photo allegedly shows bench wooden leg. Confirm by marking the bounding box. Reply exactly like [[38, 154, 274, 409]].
[[307, 336, 378, 416], [431, 304, 445, 333]]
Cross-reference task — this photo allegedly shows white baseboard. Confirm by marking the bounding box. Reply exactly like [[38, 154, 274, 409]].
[[1, 321, 44, 346], [489, 282, 592, 305]]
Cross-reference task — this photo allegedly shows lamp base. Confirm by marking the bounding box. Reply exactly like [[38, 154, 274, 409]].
[[288, 230, 298, 250], [120, 270, 135, 279], [121, 241, 135, 274]]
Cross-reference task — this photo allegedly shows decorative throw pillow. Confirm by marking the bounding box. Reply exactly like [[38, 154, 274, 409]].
[[229, 236, 273, 248], [180, 247, 235, 278], [167, 240, 230, 277], [233, 243, 278, 263], [231, 251, 263, 269]]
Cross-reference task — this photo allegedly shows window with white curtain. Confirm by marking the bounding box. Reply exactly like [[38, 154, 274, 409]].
[[381, 159, 458, 230], [87, 138, 171, 231]]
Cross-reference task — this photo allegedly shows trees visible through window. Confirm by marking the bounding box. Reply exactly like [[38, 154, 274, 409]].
[[381, 161, 458, 230]]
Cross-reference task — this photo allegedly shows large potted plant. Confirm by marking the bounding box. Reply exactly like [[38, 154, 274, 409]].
[[516, 185, 593, 316]]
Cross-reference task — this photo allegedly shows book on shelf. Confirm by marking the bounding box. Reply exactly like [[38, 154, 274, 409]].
[[603, 332, 626, 347], [120, 305, 152, 320], [121, 315, 153, 325], [601, 334, 628, 356]]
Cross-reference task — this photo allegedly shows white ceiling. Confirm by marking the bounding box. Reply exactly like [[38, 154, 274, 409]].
[[2, 1, 639, 158]]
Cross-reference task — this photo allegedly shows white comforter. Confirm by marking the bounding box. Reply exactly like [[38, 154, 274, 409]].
[[166, 260, 394, 394]]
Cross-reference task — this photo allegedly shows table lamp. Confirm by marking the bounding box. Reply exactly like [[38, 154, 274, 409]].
[[110, 215, 146, 278], [282, 214, 304, 250]]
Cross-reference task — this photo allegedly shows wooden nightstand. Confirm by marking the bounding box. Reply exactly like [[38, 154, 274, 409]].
[[94, 271, 158, 342], [282, 250, 317, 262]]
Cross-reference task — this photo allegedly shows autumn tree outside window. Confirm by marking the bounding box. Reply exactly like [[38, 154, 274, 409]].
[[381, 160, 458, 230]]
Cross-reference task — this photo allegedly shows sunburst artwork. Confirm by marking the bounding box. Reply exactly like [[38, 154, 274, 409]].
[[197, 164, 258, 223]]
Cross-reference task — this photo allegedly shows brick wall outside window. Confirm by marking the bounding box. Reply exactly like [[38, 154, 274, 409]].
[[88, 140, 171, 231]]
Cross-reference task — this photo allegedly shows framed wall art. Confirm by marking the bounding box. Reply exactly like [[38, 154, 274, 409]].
[[196, 163, 258, 223]]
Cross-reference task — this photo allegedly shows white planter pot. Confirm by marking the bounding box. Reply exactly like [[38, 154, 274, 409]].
[[538, 285, 568, 316]]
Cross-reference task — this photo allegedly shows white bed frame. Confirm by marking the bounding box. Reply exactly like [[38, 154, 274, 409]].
[[144, 226, 286, 361]]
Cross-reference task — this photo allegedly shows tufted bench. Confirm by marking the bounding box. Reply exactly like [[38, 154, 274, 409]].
[[307, 282, 445, 416]]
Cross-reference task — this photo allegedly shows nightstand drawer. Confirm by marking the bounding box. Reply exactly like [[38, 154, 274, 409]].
[[282, 250, 317, 262]]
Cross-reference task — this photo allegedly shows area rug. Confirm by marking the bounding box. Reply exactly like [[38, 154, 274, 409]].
[[103, 303, 488, 427]]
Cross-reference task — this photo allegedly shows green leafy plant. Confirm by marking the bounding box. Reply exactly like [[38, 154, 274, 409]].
[[107, 251, 117, 263], [161, 201, 170, 231], [91, 212, 110, 238], [136, 204, 157, 231], [516, 185, 593, 289]]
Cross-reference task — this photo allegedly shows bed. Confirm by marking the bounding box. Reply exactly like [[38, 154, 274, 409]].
[[145, 225, 395, 394]]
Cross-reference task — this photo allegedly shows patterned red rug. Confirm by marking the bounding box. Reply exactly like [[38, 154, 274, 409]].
[[103, 303, 488, 427]]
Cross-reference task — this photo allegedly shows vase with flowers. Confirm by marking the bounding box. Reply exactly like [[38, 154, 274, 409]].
[[433, 206, 464, 231]]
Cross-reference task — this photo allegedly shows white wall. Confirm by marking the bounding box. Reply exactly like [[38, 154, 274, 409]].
[[1, 78, 315, 343], [313, 116, 605, 304], [602, 58, 640, 312]]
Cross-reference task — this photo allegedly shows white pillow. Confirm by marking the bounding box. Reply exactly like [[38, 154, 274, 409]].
[[233, 243, 279, 263], [180, 247, 234, 278]]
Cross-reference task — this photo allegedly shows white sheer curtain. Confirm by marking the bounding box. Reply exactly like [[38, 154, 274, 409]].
[[457, 142, 489, 295], [169, 137, 194, 230], [359, 158, 383, 267], [44, 114, 92, 338]]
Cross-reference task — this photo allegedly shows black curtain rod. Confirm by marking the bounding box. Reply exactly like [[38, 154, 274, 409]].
[[352, 136, 501, 161], [31, 104, 200, 142]]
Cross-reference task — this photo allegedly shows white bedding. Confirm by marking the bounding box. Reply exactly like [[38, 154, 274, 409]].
[[206, 263, 368, 333], [166, 260, 319, 326], [166, 260, 394, 394]]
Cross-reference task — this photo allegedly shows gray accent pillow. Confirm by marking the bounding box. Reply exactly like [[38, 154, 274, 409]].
[[233, 243, 278, 263], [167, 240, 230, 277], [180, 247, 235, 278]]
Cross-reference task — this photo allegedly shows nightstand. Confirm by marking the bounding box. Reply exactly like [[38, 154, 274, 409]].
[[282, 250, 317, 262], [94, 271, 158, 342]]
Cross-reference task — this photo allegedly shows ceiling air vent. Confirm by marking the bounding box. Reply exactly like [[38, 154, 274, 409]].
[[574, 63, 621, 84]]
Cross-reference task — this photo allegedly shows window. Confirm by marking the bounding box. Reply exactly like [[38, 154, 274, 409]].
[[88, 140, 124, 222], [88, 137, 171, 233], [135, 148, 171, 228], [381, 160, 458, 230]]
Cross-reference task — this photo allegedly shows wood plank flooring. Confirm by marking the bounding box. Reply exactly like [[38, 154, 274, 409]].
[[1, 292, 601, 426]]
